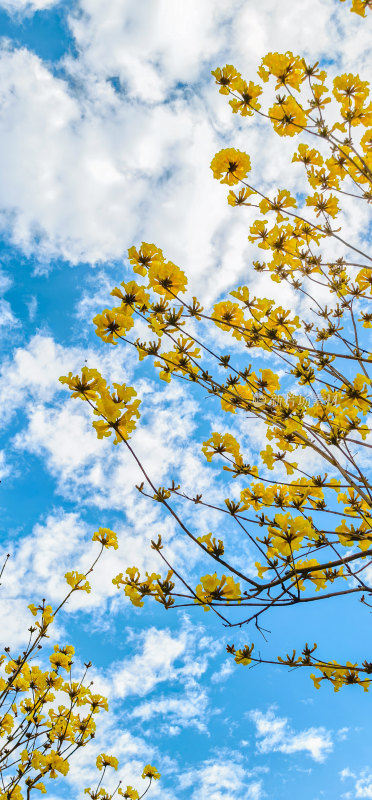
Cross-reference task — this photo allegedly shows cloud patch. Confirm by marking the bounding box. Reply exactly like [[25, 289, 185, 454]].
[[250, 706, 333, 762]]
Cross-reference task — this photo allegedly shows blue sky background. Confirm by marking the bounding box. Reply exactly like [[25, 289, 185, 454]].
[[0, 1, 372, 799]]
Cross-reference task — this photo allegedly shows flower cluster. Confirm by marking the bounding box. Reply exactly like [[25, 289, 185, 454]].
[[339, 0, 372, 17], [60, 368, 141, 444], [113, 567, 175, 610], [0, 532, 118, 799], [227, 642, 372, 691], [84, 758, 160, 800]]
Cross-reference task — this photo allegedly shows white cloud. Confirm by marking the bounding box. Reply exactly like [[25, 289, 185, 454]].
[[179, 759, 265, 800], [0, 0, 369, 300], [0, 449, 8, 479], [250, 707, 333, 762], [0, 335, 84, 424], [0, 267, 15, 327], [0, 0, 57, 12], [0, 297, 16, 327], [340, 767, 356, 780], [210, 658, 235, 683], [26, 295, 37, 320], [67, 0, 244, 102], [70, 617, 219, 737], [109, 622, 210, 700], [0, 269, 12, 294], [131, 688, 210, 733], [340, 769, 372, 799]]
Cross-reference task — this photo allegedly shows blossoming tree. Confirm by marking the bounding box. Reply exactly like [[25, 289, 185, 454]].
[[0, 535, 159, 800], [61, 0, 372, 693]]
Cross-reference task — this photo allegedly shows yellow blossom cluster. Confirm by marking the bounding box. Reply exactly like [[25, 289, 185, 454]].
[[0, 531, 130, 799], [227, 642, 372, 691], [1, 633, 108, 798], [194, 573, 242, 611], [210, 149, 252, 184], [84, 759, 160, 800], [339, 0, 372, 15], [60, 368, 141, 444], [113, 567, 175, 609]]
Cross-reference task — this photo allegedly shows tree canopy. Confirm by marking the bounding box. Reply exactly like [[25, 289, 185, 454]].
[[62, 0, 372, 695]]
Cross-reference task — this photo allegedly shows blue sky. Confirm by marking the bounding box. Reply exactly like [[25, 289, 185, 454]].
[[0, 1, 372, 799]]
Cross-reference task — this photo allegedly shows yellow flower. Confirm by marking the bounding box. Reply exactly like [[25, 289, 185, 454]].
[[211, 64, 241, 94], [212, 301, 244, 331], [248, 219, 269, 247], [148, 261, 187, 297], [267, 513, 315, 559], [292, 143, 323, 167], [92, 412, 140, 445], [197, 533, 224, 556], [94, 383, 139, 423], [91, 383, 141, 444], [234, 644, 254, 665], [240, 482, 275, 511], [310, 83, 331, 110], [111, 280, 150, 309], [269, 96, 308, 136], [49, 645, 75, 672], [28, 603, 55, 632], [343, 99, 372, 128], [33, 750, 69, 779], [220, 383, 254, 414], [260, 444, 275, 470], [35, 605, 54, 628], [128, 243, 164, 276], [257, 368, 280, 394], [124, 585, 145, 607], [306, 192, 340, 217], [202, 432, 242, 464], [227, 187, 256, 206], [0, 713, 14, 737], [0, 787, 22, 800], [210, 148, 251, 185], [259, 51, 305, 90], [310, 672, 322, 689], [142, 765, 161, 780], [356, 268, 372, 294], [93, 308, 134, 344], [333, 72, 369, 104], [59, 367, 105, 401], [125, 566, 140, 583], [92, 527, 119, 549], [361, 128, 372, 151], [259, 189, 297, 221], [195, 573, 241, 609], [255, 562, 269, 580], [118, 787, 139, 799], [87, 693, 109, 713], [349, 0, 372, 16], [65, 571, 91, 593], [96, 753, 119, 771], [229, 78, 262, 116]]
